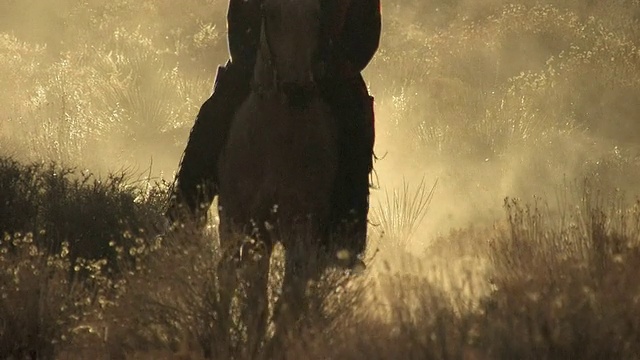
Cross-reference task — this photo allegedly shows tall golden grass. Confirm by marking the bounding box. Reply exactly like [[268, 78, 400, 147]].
[[2, 0, 640, 358]]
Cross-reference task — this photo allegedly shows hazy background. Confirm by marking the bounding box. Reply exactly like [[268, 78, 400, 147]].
[[2, 0, 639, 249]]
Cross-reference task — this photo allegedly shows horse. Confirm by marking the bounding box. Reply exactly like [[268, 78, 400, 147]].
[[216, 0, 356, 352]]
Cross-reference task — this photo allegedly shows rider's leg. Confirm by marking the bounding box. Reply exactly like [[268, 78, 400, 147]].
[[320, 75, 375, 261], [165, 61, 252, 226]]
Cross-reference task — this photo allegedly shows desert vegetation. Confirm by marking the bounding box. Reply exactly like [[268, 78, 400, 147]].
[[1, 0, 640, 358]]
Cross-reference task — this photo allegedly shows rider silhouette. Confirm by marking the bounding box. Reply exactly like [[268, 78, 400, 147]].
[[166, 0, 381, 257]]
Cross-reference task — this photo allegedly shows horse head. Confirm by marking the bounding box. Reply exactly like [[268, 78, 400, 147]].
[[254, 0, 323, 107]]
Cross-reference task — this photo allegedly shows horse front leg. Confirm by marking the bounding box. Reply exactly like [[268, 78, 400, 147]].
[[213, 218, 241, 358], [238, 239, 272, 358], [267, 248, 308, 354], [273, 234, 316, 331]]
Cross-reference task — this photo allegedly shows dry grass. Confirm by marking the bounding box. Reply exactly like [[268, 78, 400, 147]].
[[2, 160, 640, 359], [370, 177, 438, 250], [2, 0, 640, 358], [0, 234, 110, 359]]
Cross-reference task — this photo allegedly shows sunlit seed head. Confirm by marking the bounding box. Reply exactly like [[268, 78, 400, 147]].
[[336, 249, 351, 261]]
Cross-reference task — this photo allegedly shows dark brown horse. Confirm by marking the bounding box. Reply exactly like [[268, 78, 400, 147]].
[[216, 0, 356, 351]]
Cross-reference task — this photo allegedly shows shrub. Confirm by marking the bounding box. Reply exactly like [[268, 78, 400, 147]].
[[0, 156, 167, 273], [0, 233, 109, 359], [479, 188, 640, 358]]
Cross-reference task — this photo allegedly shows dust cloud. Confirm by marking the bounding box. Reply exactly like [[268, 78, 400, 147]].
[[2, 0, 640, 250], [364, 0, 640, 251]]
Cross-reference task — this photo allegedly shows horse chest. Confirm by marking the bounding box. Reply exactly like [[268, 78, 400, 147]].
[[219, 95, 338, 220]]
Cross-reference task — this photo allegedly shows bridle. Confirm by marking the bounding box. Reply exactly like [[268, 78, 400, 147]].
[[253, 0, 325, 106]]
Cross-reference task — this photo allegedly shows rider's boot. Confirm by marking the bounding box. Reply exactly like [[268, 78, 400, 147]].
[[165, 61, 252, 228]]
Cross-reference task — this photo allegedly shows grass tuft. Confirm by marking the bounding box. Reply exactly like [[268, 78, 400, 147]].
[[371, 177, 437, 249]]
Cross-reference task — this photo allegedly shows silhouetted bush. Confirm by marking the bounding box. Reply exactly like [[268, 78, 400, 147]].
[[0, 156, 167, 272]]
